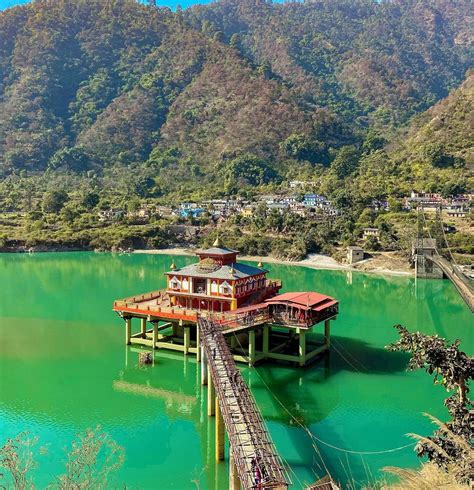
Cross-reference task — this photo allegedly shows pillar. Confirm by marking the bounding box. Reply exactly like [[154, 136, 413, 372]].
[[184, 326, 190, 355], [201, 347, 208, 385], [229, 450, 240, 490], [263, 325, 269, 358], [125, 318, 131, 345], [152, 322, 158, 350], [248, 329, 256, 366], [215, 397, 225, 461], [207, 366, 215, 416], [196, 325, 201, 362], [324, 319, 331, 349], [140, 318, 147, 338], [299, 329, 306, 367]]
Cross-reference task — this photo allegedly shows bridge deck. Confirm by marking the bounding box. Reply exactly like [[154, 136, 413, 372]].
[[199, 318, 289, 489], [430, 256, 474, 312]]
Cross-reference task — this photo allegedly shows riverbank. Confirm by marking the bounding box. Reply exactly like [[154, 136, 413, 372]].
[[133, 248, 414, 276], [0, 241, 413, 276]]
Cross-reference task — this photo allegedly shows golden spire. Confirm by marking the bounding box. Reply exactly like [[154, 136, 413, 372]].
[[258, 261, 263, 268], [170, 261, 176, 270], [230, 264, 235, 275], [213, 235, 222, 247]]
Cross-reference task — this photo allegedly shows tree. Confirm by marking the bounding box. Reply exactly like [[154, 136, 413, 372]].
[[257, 61, 272, 79], [224, 154, 279, 190], [60, 204, 79, 225], [421, 143, 456, 168], [129, 176, 155, 198], [80, 192, 100, 210], [441, 180, 466, 198], [213, 31, 224, 42], [364, 235, 380, 251], [362, 130, 386, 154], [42, 190, 69, 213], [56, 427, 125, 488], [279, 133, 328, 165], [0, 432, 38, 489], [229, 33, 241, 51], [387, 197, 403, 212], [387, 325, 473, 484], [0, 427, 124, 489], [331, 146, 361, 179], [48, 147, 94, 173]]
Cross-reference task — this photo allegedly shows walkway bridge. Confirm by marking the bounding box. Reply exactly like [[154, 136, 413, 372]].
[[199, 317, 289, 490], [429, 255, 474, 311], [413, 207, 474, 312]]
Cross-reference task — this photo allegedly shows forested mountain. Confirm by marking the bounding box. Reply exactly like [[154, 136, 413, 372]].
[[0, 0, 472, 197], [185, 0, 471, 123]]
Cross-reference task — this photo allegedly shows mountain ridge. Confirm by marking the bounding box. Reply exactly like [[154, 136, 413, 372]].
[[0, 0, 472, 201]]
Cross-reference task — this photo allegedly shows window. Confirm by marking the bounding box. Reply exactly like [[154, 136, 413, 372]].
[[219, 281, 232, 295], [211, 280, 218, 293], [169, 276, 181, 290], [182, 278, 189, 290]]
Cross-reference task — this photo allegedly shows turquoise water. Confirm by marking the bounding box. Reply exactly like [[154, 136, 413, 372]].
[[0, 252, 472, 488]]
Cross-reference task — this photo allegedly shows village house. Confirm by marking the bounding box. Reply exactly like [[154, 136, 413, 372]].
[[303, 194, 326, 207], [362, 227, 380, 239], [267, 203, 287, 214], [241, 205, 254, 217], [446, 207, 468, 218], [288, 180, 319, 189], [97, 209, 125, 223]]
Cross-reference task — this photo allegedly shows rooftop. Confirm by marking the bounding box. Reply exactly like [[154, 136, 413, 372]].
[[199, 246, 238, 256], [166, 261, 267, 280], [265, 292, 337, 311]]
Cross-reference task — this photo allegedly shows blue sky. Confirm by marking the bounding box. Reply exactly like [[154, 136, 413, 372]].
[[0, 0, 219, 11]]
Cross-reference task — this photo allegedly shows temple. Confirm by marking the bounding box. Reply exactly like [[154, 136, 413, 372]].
[[166, 245, 280, 312], [113, 239, 339, 366]]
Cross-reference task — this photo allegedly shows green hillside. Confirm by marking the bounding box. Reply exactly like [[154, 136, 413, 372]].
[[0, 0, 472, 254]]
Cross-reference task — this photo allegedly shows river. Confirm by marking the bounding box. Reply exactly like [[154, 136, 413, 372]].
[[0, 252, 472, 489]]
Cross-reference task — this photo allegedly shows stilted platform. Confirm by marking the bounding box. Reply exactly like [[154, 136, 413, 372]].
[[114, 291, 337, 366]]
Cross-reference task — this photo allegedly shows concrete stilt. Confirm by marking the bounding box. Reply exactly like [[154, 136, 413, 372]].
[[248, 329, 256, 366], [184, 326, 190, 355], [125, 318, 131, 345], [215, 398, 225, 461], [229, 450, 240, 490], [196, 325, 201, 362], [263, 325, 269, 359], [208, 366, 215, 416], [324, 319, 331, 348], [152, 322, 158, 350], [140, 318, 147, 338], [201, 347, 208, 385], [299, 329, 306, 367]]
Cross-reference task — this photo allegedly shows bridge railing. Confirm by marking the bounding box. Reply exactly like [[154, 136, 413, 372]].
[[199, 318, 289, 489]]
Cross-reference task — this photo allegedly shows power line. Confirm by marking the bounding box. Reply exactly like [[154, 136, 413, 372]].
[[231, 331, 415, 459]]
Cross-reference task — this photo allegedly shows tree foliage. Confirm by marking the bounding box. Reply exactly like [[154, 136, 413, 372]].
[[387, 325, 474, 483], [0, 427, 124, 489]]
